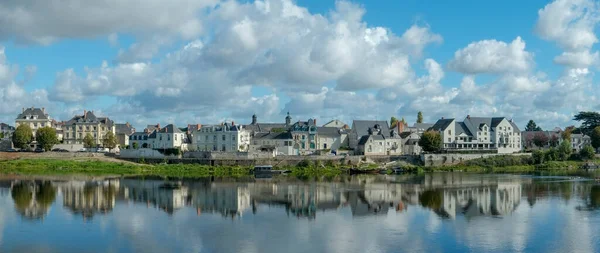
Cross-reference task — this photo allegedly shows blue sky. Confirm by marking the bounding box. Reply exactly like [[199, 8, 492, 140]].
[[0, 0, 597, 130]]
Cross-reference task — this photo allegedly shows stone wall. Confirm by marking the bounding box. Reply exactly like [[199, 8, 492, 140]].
[[420, 153, 532, 166], [120, 149, 180, 159], [53, 144, 84, 152]]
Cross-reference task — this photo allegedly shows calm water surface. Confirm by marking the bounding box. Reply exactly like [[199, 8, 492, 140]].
[[0, 173, 599, 253]]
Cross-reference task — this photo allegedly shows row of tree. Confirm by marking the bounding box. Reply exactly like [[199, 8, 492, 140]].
[[525, 112, 600, 151], [390, 111, 423, 128], [11, 124, 118, 151]]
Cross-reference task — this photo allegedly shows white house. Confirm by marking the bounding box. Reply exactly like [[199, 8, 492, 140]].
[[192, 123, 251, 152], [571, 134, 592, 152], [400, 132, 422, 155], [316, 127, 348, 151], [356, 124, 403, 156], [249, 132, 296, 156], [152, 124, 186, 150], [349, 120, 390, 149], [430, 116, 521, 154]]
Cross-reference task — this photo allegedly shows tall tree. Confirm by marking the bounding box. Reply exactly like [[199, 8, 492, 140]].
[[401, 117, 406, 125], [573, 111, 600, 134], [525, 120, 542, 131], [532, 132, 549, 148], [417, 112, 423, 124], [580, 145, 596, 160], [549, 135, 560, 147], [419, 130, 441, 152], [390, 117, 398, 128], [103, 132, 117, 150], [36, 126, 58, 151], [562, 128, 573, 142], [0, 132, 4, 139], [557, 140, 572, 161], [83, 133, 95, 149], [12, 124, 33, 149], [591, 126, 600, 150]]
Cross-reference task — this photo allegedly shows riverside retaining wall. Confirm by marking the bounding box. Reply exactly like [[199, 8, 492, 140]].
[[420, 153, 532, 166]]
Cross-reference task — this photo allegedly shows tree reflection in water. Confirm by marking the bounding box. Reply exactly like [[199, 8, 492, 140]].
[[11, 181, 57, 220]]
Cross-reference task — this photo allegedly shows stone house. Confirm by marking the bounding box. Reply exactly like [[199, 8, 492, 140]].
[[400, 132, 422, 155], [15, 107, 53, 148], [349, 120, 390, 150], [571, 134, 592, 153], [192, 123, 251, 152], [356, 124, 403, 155], [0, 123, 15, 140], [316, 127, 348, 152], [115, 123, 136, 148], [249, 131, 295, 156], [63, 110, 115, 146]]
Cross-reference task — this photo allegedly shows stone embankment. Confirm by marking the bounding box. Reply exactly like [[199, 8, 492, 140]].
[[421, 153, 532, 166]]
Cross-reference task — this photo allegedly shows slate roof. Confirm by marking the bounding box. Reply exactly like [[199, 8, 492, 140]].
[[0, 123, 15, 131], [16, 108, 50, 120], [115, 123, 135, 135], [430, 119, 455, 131], [358, 135, 385, 145], [352, 120, 390, 138], [253, 132, 293, 140], [245, 123, 288, 133], [455, 122, 472, 136], [412, 123, 434, 130], [66, 111, 113, 127], [159, 124, 183, 134], [317, 127, 343, 137]]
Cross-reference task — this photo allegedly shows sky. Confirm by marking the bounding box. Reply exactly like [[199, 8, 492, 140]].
[[0, 0, 598, 131]]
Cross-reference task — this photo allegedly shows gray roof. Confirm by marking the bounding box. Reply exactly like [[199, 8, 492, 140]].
[[245, 123, 288, 133], [455, 122, 472, 136], [253, 132, 293, 140], [16, 108, 49, 120], [317, 127, 343, 137], [115, 123, 135, 135], [352, 120, 390, 138], [66, 111, 113, 127], [0, 123, 15, 130], [430, 119, 454, 131], [159, 124, 182, 134], [358, 135, 385, 145], [463, 117, 516, 135], [412, 123, 434, 130], [572, 134, 591, 140]]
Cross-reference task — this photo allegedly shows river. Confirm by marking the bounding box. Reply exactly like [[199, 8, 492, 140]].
[[0, 173, 598, 253]]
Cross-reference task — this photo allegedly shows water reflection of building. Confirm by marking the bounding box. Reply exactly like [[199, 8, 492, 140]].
[[426, 183, 522, 219], [120, 179, 190, 215], [192, 185, 250, 217], [8, 181, 57, 220], [57, 180, 119, 218], [347, 184, 403, 216]]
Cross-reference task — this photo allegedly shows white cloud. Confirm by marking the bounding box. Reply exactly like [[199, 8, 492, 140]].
[[553, 49, 599, 68], [448, 37, 533, 74]]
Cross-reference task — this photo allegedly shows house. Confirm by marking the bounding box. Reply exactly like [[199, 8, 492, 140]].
[[349, 120, 391, 149], [150, 124, 186, 150], [192, 122, 251, 152], [15, 107, 53, 146], [129, 131, 151, 149], [429, 115, 522, 154], [356, 124, 403, 155], [115, 123, 136, 148], [0, 123, 15, 140], [249, 132, 295, 156], [571, 134, 592, 152], [400, 132, 422, 155], [322, 120, 348, 129], [244, 113, 293, 136], [316, 127, 348, 151], [52, 120, 65, 142], [63, 110, 115, 146], [290, 119, 319, 155]]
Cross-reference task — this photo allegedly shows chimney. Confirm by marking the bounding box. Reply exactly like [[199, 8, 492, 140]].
[[41, 107, 45, 113], [197, 124, 201, 130], [314, 119, 316, 125], [84, 110, 87, 119], [232, 121, 235, 126], [467, 115, 471, 119], [441, 117, 444, 120], [22, 108, 24, 113], [156, 123, 161, 131]]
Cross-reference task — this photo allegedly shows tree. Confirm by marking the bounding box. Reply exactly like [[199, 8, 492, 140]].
[[401, 117, 406, 125], [12, 124, 33, 149], [562, 128, 573, 142], [390, 117, 398, 128], [590, 126, 600, 150], [132, 142, 139, 149], [532, 132, 549, 148], [417, 112, 423, 123], [573, 111, 600, 134], [557, 140, 572, 161], [0, 132, 4, 139], [103, 132, 117, 150], [419, 130, 442, 152], [142, 143, 148, 148], [549, 135, 560, 147], [36, 126, 58, 151], [525, 120, 542, 131], [83, 133, 95, 148], [580, 144, 596, 160]]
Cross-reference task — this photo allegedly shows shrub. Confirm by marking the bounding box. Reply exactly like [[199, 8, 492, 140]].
[[580, 144, 596, 160]]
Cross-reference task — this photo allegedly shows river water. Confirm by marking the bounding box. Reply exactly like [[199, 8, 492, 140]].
[[0, 173, 598, 253]]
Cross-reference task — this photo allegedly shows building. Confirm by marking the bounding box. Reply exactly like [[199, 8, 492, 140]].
[[129, 131, 151, 149], [349, 120, 391, 149], [571, 134, 592, 152], [400, 132, 422, 155], [356, 124, 403, 155], [407, 123, 435, 134], [322, 120, 348, 129], [0, 123, 15, 140], [249, 132, 295, 156], [521, 129, 562, 150], [244, 113, 292, 136], [115, 123, 135, 148], [429, 115, 521, 154], [63, 110, 115, 146], [290, 119, 319, 155], [316, 127, 348, 151], [15, 107, 53, 137], [149, 124, 186, 150], [192, 123, 251, 152]]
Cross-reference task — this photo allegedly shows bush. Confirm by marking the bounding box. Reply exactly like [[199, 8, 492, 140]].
[[580, 145, 596, 160], [156, 148, 181, 156], [297, 160, 312, 168], [532, 150, 545, 164], [557, 141, 572, 161]]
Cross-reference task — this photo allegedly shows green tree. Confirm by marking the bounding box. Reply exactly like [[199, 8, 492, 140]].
[[11, 182, 33, 214], [590, 126, 600, 150], [417, 112, 423, 123], [573, 111, 600, 134], [36, 126, 58, 151], [401, 117, 406, 125], [83, 133, 95, 148], [532, 132, 549, 148], [419, 130, 442, 152], [580, 144, 596, 160], [132, 142, 139, 149], [102, 132, 117, 150], [0, 132, 4, 139], [12, 124, 33, 149], [390, 117, 398, 128], [562, 128, 573, 142], [419, 190, 443, 210], [525, 120, 542, 131], [532, 150, 545, 164], [35, 182, 56, 210], [557, 140, 572, 161]]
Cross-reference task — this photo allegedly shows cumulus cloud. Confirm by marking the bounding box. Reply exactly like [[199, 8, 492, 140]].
[[448, 37, 533, 75], [0, 0, 218, 45]]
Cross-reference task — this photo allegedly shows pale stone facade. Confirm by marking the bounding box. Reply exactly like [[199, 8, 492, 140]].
[[63, 110, 115, 146], [192, 123, 251, 152]]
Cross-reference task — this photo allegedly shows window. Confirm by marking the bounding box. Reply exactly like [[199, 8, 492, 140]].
[[324, 143, 327, 149], [167, 134, 170, 141], [448, 138, 451, 142], [222, 135, 226, 141], [94, 133, 97, 138], [213, 145, 217, 151], [508, 127, 511, 131], [232, 135, 236, 141], [160, 135, 162, 141], [93, 126, 97, 131], [448, 130, 451, 135], [175, 134, 177, 140], [102, 127, 105, 131], [213, 135, 217, 141], [86, 126, 89, 131], [222, 145, 226, 151], [302, 135, 306, 140]]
